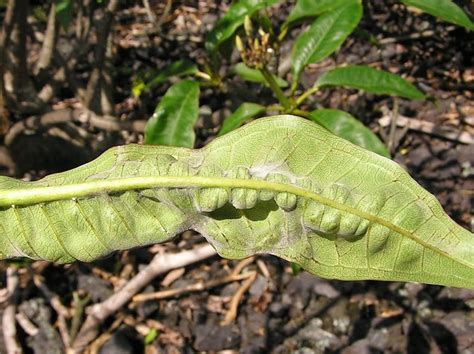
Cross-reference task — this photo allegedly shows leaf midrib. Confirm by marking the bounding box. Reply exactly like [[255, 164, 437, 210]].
[[0, 175, 468, 270]]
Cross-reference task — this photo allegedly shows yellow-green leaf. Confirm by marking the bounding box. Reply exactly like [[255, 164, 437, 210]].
[[0, 116, 472, 288]]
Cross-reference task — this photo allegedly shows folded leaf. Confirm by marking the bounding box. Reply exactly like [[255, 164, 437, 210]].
[[218, 102, 266, 136], [401, 0, 474, 31], [205, 0, 280, 55], [233, 63, 288, 88], [1, 116, 473, 288], [144, 80, 200, 147], [315, 65, 425, 100], [291, 2, 363, 82], [309, 109, 390, 158], [285, 0, 358, 27]]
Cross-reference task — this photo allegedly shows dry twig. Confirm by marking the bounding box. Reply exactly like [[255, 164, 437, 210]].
[[143, 0, 156, 23], [4, 108, 146, 146], [2, 267, 21, 354], [222, 271, 257, 325], [160, 267, 185, 287], [34, 3, 58, 76], [387, 97, 400, 154], [256, 259, 270, 278], [72, 244, 217, 353], [132, 271, 255, 303], [231, 257, 255, 276], [33, 274, 71, 348], [378, 26, 456, 45], [84, 0, 119, 114], [15, 312, 38, 336], [379, 111, 474, 145]]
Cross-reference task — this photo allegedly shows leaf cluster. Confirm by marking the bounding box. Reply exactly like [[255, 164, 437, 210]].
[[139, 0, 472, 157]]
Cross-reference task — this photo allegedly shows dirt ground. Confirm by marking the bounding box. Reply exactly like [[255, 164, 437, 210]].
[[0, 1, 473, 353]]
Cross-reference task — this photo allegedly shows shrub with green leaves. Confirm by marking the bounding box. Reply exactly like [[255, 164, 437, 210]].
[[140, 0, 472, 156]]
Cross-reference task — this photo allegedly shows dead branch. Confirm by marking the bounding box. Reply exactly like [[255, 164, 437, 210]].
[[387, 97, 399, 154], [378, 26, 456, 45], [156, 0, 173, 32], [34, 3, 58, 77], [15, 311, 38, 336], [2, 0, 45, 113], [84, 0, 119, 114], [256, 259, 270, 278], [2, 267, 22, 354], [143, 0, 156, 23], [76, 0, 93, 47], [222, 271, 257, 325], [0, 0, 15, 133], [0, 146, 16, 175], [160, 267, 185, 287], [69, 292, 90, 345], [0, 0, 16, 131], [231, 257, 254, 276], [4, 108, 146, 146], [72, 244, 217, 353], [378, 111, 474, 145], [33, 274, 71, 348], [132, 271, 255, 303]]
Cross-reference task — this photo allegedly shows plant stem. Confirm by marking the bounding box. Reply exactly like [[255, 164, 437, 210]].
[[260, 66, 291, 110], [266, 104, 284, 113], [296, 87, 319, 106], [277, 25, 288, 43], [292, 109, 311, 118]]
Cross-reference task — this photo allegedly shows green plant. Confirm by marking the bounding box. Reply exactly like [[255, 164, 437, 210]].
[[138, 0, 472, 156], [0, 116, 473, 288]]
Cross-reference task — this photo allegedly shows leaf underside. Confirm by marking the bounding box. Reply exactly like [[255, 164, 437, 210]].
[[0, 116, 473, 288]]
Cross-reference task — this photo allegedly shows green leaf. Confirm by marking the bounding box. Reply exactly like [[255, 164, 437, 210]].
[[218, 102, 266, 136], [205, 0, 280, 55], [291, 2, 363, 82], [144, 329, 158, 346], [285, 0, 358, 27], [401, 0, 474, 31], [291, 262, 303, 275], [144, 80, 200, 147], [233, 63, 288, 88], [0, 116, 473, 288], [309, 109, 390, 158], [133, 60, 198, 97], [315, 65, 425, 100], [55, 0, 74, 29]]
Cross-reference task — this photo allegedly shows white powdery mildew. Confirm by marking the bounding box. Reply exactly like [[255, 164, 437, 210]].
[[249, 163, 299, 184]]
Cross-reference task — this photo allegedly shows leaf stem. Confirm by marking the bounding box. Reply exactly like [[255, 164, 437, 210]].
[[259, 66, 291, 110], [265, 104, 284, 113], [296, 87, 319, 106], [291, 109, 310, 118], [277, 25, 288, 43]]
